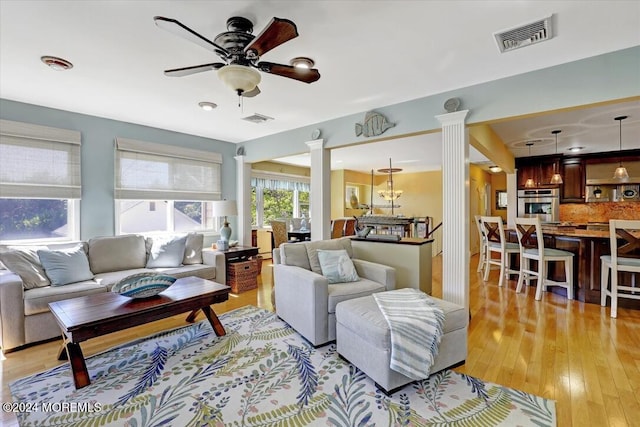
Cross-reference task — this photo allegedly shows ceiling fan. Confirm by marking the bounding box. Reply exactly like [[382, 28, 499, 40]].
[[153, 15, 321, 100]]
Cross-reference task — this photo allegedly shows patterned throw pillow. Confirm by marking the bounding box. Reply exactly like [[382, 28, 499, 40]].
[[316, 249, 359, 284], [111, 273, 177, 298]]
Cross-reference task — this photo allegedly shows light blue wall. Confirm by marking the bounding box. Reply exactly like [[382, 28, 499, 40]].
[[241, 46, 640, 162], [0, 100, 237, 240]]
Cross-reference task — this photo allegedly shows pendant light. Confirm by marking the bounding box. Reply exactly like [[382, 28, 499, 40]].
[[549, 130, 563, 184], [613, 115, 629, 180], [524, 142, 536, 188]]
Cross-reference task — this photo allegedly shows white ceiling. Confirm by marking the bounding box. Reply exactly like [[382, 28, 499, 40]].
[[1, 1, 639, 173]]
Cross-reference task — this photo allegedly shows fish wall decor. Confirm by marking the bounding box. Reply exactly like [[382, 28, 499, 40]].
[[355, 111, 395, 137]]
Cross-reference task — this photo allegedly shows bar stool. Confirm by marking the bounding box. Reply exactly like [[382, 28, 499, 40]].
[[601, 219, 640, 318], [474, 215, 487, 275], [480, 216, 520, 288], [514, 217, 574, 301]]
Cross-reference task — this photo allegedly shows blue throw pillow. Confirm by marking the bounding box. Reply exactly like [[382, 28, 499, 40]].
[[37, 245, 94, 286], [146, 235, 187, 268], [317, 249, 359, 284]]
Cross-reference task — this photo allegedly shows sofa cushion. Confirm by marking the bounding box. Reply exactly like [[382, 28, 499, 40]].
[[317, 249, 359, 284], [0, 247, 50, 289], [305, 238, 353, 275], [37, 245, 94, 286], [146, 235, 187, 268], [88, 235, 147, 274], [327, 278, 386, 313], [183, 233, 204, 265], [155, 264, 216, 281], [280, 242, 311, 270], [335, 294, 467, 349], [24, 281, 106, 315]]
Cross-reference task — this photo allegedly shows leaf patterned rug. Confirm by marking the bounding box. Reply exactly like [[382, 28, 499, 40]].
[[10, 305, 555, 426]]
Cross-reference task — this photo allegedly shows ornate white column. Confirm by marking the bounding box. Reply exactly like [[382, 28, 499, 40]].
[[436, 110, 470, 313], [306, 139, 331, 241], [235, 155, 252, 247]]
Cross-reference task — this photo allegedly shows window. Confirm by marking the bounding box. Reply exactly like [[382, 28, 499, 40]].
[[251, 172, 310, 227], [115, 137, 221, 234], [0, 119, 81, 243]]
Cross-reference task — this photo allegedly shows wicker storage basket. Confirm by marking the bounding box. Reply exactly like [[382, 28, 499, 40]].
[[228, 259, 258, 293]]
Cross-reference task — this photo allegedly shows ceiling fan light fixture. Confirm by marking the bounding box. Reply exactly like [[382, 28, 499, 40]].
[[217, 64, 261, 94], [290, 57, 314, 69], [198, 101, 217, 111], [40, 55, 73, 71]]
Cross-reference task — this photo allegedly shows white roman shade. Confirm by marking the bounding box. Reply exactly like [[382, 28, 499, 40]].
[[0, 119, 82, 199], [115, 137, 222, 201]]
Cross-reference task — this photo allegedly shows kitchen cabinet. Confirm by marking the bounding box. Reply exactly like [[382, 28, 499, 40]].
[[560, 157, 585, 203], [516, 156, 560, 189]]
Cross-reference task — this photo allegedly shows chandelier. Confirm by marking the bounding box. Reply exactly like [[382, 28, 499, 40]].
[[377, 158, 403, 203]]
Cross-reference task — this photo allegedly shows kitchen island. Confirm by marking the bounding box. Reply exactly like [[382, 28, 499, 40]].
[[351, 237, 433, 294], [507, 226, 639, 309]]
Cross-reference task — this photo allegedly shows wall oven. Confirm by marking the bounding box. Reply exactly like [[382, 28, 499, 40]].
[[517, 188, 559, 223]]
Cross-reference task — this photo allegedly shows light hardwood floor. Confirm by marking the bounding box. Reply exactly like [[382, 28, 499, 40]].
[[1, 255, 639, 426]]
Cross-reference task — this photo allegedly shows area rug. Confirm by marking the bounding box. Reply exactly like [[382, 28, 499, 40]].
[[10, 306, 556, 426]]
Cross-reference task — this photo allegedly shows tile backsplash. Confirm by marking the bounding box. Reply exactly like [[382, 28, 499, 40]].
[[560, 201, 640, 223]]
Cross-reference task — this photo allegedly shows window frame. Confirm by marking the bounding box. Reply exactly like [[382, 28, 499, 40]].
[[0, 119, 82, 244]]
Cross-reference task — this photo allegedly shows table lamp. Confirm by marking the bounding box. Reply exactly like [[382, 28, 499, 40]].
[[212, 200, 237, 250]]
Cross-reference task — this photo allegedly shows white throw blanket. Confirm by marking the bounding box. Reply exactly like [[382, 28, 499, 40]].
[[373, 288, 445, 380]]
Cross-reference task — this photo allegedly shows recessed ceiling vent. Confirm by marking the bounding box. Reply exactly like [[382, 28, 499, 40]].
[[494, 15, 553, 53], [241, 113, 274, 124]]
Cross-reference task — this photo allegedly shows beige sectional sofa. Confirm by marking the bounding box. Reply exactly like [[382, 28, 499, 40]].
[[0, 233, 226, 352]]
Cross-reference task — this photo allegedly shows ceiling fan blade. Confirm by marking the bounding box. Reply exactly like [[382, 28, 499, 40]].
[[257, 61, 320, 84], [164, 63, 225, 77], [154, 16, 228, 56], [242, 86, 261, 97], [244, 17, 298, 57]]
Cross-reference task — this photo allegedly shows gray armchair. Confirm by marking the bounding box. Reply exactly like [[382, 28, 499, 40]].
[[273, 237, 395, 346]]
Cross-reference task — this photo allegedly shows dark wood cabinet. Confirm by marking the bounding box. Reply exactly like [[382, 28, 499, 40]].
[[560, 157, 585, 203], [516, 156, 560, 189]]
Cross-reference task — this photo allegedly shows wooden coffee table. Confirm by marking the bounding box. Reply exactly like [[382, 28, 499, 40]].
[[48, 276, 230, 389]]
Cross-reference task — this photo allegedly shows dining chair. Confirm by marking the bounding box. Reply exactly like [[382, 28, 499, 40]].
[[270, 220, 293, 249], [600, 219, 640, 318], [474, 215, 487, 275], [480, 216, 520, 288], [330, 218, 346, 239], [514, 217, 574, 301]]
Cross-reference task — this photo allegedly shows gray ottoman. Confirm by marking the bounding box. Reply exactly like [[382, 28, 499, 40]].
[[336, 293, 467, 394]]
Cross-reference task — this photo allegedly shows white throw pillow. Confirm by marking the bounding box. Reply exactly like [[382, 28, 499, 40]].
[[317, 249, 359, 284], [146, 235, 188, 268], [0, 247, 50, 289]]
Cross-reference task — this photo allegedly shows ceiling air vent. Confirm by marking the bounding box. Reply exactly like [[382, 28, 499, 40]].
[[241, 113, 274, 124], [494, 15, 553, 53]]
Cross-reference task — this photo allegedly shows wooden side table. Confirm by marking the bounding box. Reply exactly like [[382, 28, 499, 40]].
[[220, 246, 260, 288]]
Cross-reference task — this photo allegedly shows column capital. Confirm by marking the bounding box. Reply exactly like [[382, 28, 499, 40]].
[[305, 139, 325, 150], [435, 110, 469, 126]]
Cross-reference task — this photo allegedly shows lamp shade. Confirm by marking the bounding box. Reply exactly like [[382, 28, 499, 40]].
[[211, 200, 238, 217], [217, 64, 261, 94]]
